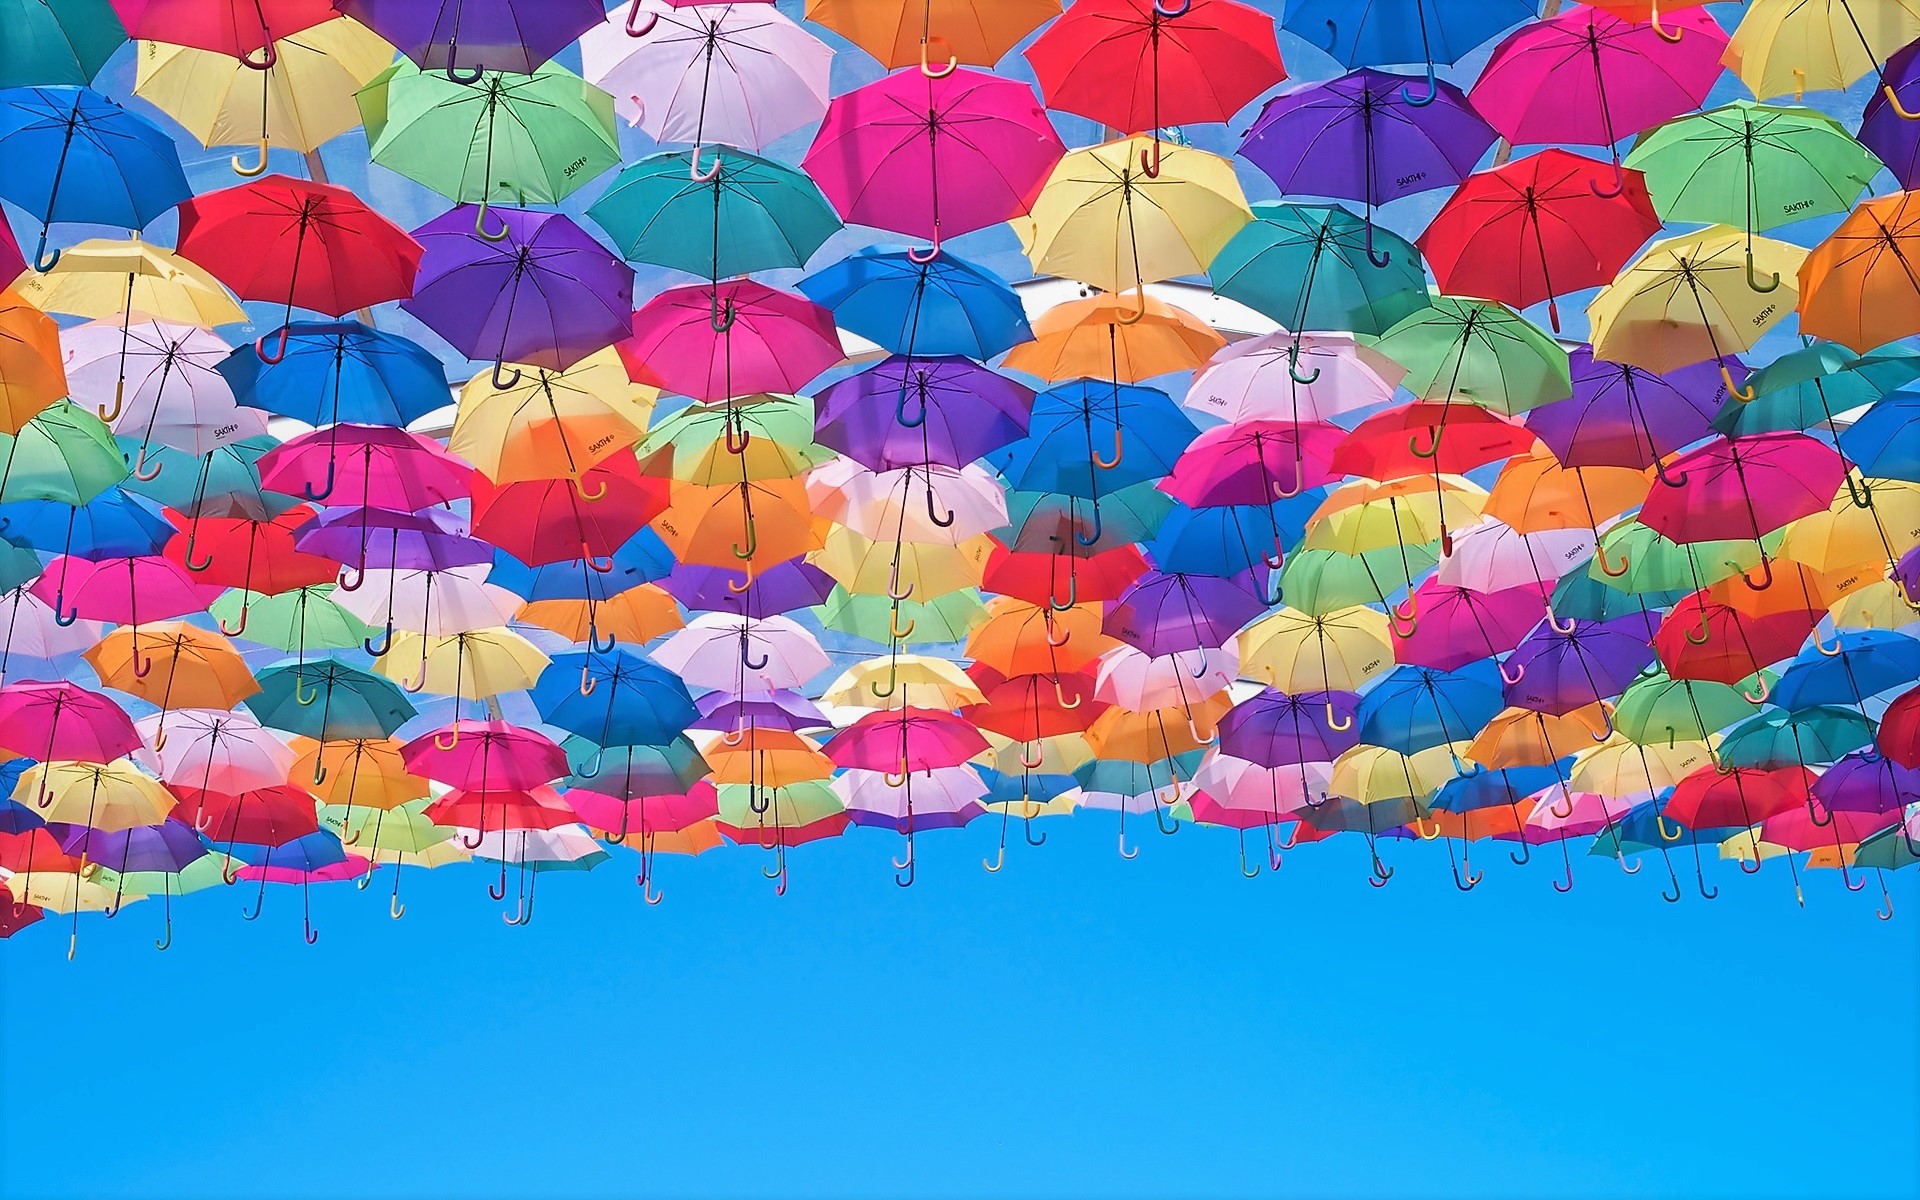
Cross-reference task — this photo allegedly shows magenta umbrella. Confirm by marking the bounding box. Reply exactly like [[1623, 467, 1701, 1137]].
[[1392, 581, 1549, 671], [257, 425, 474, 510], [802, 67, 1064, 258], [1638, 433, 1845, 589], [0, 681, 141, 764], [28, 554, 225, 627], [823, 708, 990, 775], [618, 280, 843, 402], [400, 719, 568, 790], [1469, 4, 1727, 194], [1159, 419, 1345, 506]]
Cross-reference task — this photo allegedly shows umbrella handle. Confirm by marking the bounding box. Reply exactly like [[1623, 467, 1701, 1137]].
[[723, 419, 751, 454], [490, 360, 522, 390], [1885, 83, 1920, 120], [1401, 63, 1439, 107], [1649, 0, 1684, 42], [1286, 343, 1320, 385], [151, 728, 168, 752], [400, 663, 427, 693], [1811, 626, 1842, 657], [97, 378, 124, 423], [579, 664, 598, 698], [1736, 554, 1774, 592], [1117, 827, 1139, 859], [1596, 545, 1630, 577], [1092, 429, 1123, 470], [1879, 888, 1896, 921], [886, 560, 914, 601], [588, 624, 618, 653], [1272, 470, 1303, 500], [1738, 674, 1770, 705], [337, 564, 365, 591], [1408, 428, 1442, 459], [30, 230, 60, 273], [885, 757, 910, 788], [131, 446, 163, 480], [869, 669, 897, 700], [1153, 0, 1190, 14], [302, 459, 336, 502], [733, 515, 758, 561], [710, 292, 737, 333], [889, 607, 916, 641], [583, 547, 615, 573], [739, 637, 769, 672], [1187, 716, 1216, 745], [725, 570, 753, 595], [1018, 741, 1045, 769], [474, 200, 512, 242], [1551, 859, 1573, 892], [1324, 703, 1352, 732], [1742, 252, 1779, 297], [924, 485, 955, 528], [1044, 618, 1072, 647], [625, 0, 659, 37], [1652, 456, 1688, 488], [444, 56, 484, 86], [983, 843, 1005, 873], [240, 40, 278, 70], [689, 145, 722, 182], [231, 138, 269, 178], [1589, 160, 1627, 199], [363, 624, 393, 657], [1656, 814, 1684, 842], [1844, 474, 1874, 510], [1054, 676, 1080, 710], [1048, 572, 1076, 612], [256, 326, 291, 364], [131, 642, 154, 679], [1113, 285, 1148, 324], [1363, 221, 1391, 269], [1498, 658, 1525, 685], [1452, 856, 1484, 891], [1545, 606, 1577, 635], [907, 225, 942, 263], [576, 472, 608, 502], [1074, 505, 1103, 547], [1588, 701, 1615, 741], [1414, 817, 1441, 840], [434, 726, 462, 751], [1720, 362, 1756, 404]]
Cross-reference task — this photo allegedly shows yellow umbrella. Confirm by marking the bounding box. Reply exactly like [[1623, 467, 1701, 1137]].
[[15, 760, 175, 832], [10, 237, 246, 326], [1002, 291, 1226, 382], [1017, 135, 1251, 300], [1588, 226, 1806, 390], [1778, 477, 1920, 576], [820, 654, 982, 710], [83, 622, 259, 711], [133, 18, 396, 177], [1237, 604, 1393, 697], [812, 527, 993, 601], [1302, 476, 1487, 555], [449, 347, 657, 484], [1829, 578, 1919, 630], [375, 629, 550, 698], [1330, 742, 1464, 805], [978, 730, 1092, 779], [1724, 0, 1920, 101], [1570, 737, 1715, 796]]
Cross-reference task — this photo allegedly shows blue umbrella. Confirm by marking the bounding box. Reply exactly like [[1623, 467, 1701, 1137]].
[[1281, 0, 1536, 100], [1356, 662, 1505, 756], [0, 490, 172, 559], [247, 661, 419, 741], [1430, 763, 1562, 813], [1147, 495, 1322, 582], [1769, 630, 1920, 710], [988, 381, 1198, 499], [799, 245, 1033, 360], [558, 734, 707, 798], [533, 649, 698, 748], [0, 85, 189, 269], [1838, 390, 1920, 482], [218, 321, 450, 428], [1717, 706, 1875, 770]]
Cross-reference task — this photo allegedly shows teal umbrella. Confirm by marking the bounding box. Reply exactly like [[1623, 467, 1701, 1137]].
[[587, 148, 843, 280], [1206, 202, 1430, 380], [359, 60, 620, 233], [246, 660, 419, 740], [0, 0, 126, 88], [1716, 706, 1875, 770], [1715, 341, 1920, 438]]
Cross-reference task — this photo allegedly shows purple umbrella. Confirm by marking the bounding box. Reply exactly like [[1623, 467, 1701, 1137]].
[[1240, 68, 1495, 260], [296, 507, 491, 574], [691, 689, 830, 735], [53, 818, 205, 875], [400, 206, 633, 385], [335, 0, 606, 78], [1861, 40, 1920, 192], [658, 559, 835, 617], [1103, 571, 1265, 657], [1501, 611, 1657, 716], [1894, 541, 1920, 607], [1217, 689, 1361, 767], [814, 355, 1034, 471], [1522, 345, 1736, 473], [1812, 751, 1920, 815]]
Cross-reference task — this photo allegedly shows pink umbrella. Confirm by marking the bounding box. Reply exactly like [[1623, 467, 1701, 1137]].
[[823, 708, 990, 774], [802, 67, 1064, 256], [401, 719, 569, 791], [566, 782, 717, 842], [1524, 786, 1644, 837], [136, 708, 296, 790], [1159, 419, 1345, 506], [1434, 521, 1597, 593], [1188, 753, 1331, 818], [1638, 434, 1845, 583], [1093, 643, 1240, 712], [1392, 581, 1549, 670], [29, 555, 225, 627], [1185, 331, 1403, 424], [618, 280, 843, 402], [257, 425, 475, 510], [1469, 4, 1727, 194], [0, 681, 141, 763], [0, 587, 107, 676]]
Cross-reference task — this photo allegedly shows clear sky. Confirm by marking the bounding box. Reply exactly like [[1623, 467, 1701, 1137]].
[[5, 827, 1915, 1199]]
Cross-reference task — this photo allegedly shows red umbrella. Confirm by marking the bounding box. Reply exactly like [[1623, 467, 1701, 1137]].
[[962, 667, 1107, 742], [162, 507, 341, 595], [0, 681, 141, 763], [470, 455, 669, 567], [1330, 401, 1538, 480], [980, 539, 1148, 608], [1666, 764, 1815, 830], [1417, 149, 1662, 333], [29, 554, 225, 627], [1654, 593, 1818, 685], [567, 782, 718, 842], [1027, 0, 1284, 174], [167, 785, 321, 846], [1639, 433, 1845, 587], [176, 176, 423, 361], [0, 219, 26, 287], [425, 785, 580, 836], [1878, 687, 1920, 768], [618, 280, 843, 403], [108, 0, 335, 66]]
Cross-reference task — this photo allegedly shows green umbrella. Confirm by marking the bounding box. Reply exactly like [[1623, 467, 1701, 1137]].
[[359, 60, 620, 230], [210, 585, 375, 653], [588, 148, 842, 280], [1207, 203, 1430, 378], [0, 401, 127, 505], [637, 392, 831, 481], [714, 780, 843, 828], [1715, 341, 1920, 438], [1369, 296, 1570, 415], [1716, 706, 1875, 769], [1615, 671, 1767, 745], [323, 799, 455, 856], [1279, 544, 1438, 615], [1590, 520, 1783, 594], [818, 586, 986, 645], [0, 0, 126, 88], [1624, 101, 1882, 292], [246, 660, 419, 740], [1854, 824, 1920, 872], [1550, 569, 1686, 623]]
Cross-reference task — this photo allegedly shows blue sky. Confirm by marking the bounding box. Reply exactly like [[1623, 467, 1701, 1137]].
[[6, 828, 1915, 1199]]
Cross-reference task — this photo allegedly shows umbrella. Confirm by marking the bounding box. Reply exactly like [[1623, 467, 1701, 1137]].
[[1281, 0, 1536, 90], [798, 245, 1031, 360], [1186, 331, 1402, 424], [1723, 0, 1920, 101], [0, 0, 126, 89], [620, 280, 842, 403], [805, 0, 1058, 72], [1002, 291, 1224, 384], [10, 237, 245, 328], [0, 290, 65, 434], [1207, 202, 1428, 353], [588, 148, 840, 279], [107, 0, 334, 62], [1859, 39, 1920, 189], [814, 355, 1033, 471], [1799, 191, 1920, 352], [335, 0, 606, 77]]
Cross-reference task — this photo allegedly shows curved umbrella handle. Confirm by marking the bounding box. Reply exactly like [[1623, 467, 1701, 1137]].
[[1018, 741, 1045, 770], [30, 229, 59, 274], [444, 56, 484, 86], [1138, 136, 1164, 180], [1092, 428, 1123, 470], [724, 418, 751, 454], [336, 563, 365, 591], [725, 570, 753, 595], [1739, 674, 1771, 705], [918, 35, 958, 78], [907, 225, 942, 264], [710, 293, 737, 333], [924, 485, 955, 528], [490, 359, 522, 390], [588, 625, 617, 654], [256, 326, 291, 365], [1650, 0, 1684, 42], [131, 446, 163, 481], [363, 624, 393, 658], [1044, 618, 1072, 648], [889, 608, 916, 641], [231, 138, 270, 177], [1684, 612, 1712, 645], [302, 459, 336, 503], [1743, 251, 1779, 296], [1739, 554, 1774, 591], [1113, 285, 1148, 325], [1545, 606, 1578, 635], [1596, 545, 1630, 577], [1047, 571, 1076, 612], [219, 605, 249, 637], [240, 40, 278, 70], [1498, 658, 1525, 686], [1053, 676, 1081, 710], [1074, 505, 1104, 548], [1811, 626, 1843, 657], [583, 546, 614, 573], [689, 145, 722, 183], [1589, 159, 1627, 199], [1721, 361, 1756, 402], [98, 378, 124, 424], [733, 515, 758, 561], [1885, 82, 1920, 120], [1153, 0, 1190, 14], [1401, 62, 1439, 107], [1324, 703, 1353, 732], [1408, 428, 1442, 459], [1363, 221, 1391, 269], [475, 199, 512, 242], [1286, 343, 1320, 385], [625, 0, 659, 36]]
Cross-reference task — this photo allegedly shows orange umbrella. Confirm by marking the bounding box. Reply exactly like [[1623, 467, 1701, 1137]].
[[1083, 692, 1233, 761], [805, 0, 1060, 73], [1581, 0, 1709, 34], [517, 583, 684, 646], [1468, 706, 1610, 770], [0, 288, 67, 434], [651, 478, 824, 570], [964, 597, 1112, 677], [1002, 290, 1226, 384], [1799, 191, 1920, 352], [702, 729, 834, 787], [82, 623, 258, 710], [1484, 452, 1652, 533], [288, 737, 431, 812]]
